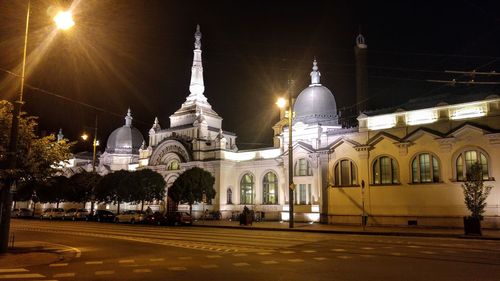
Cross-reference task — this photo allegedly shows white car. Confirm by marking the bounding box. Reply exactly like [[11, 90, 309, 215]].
[[40, 208, 65, 220], [115, 210, 147, 224], [63, 208, 89, 221]]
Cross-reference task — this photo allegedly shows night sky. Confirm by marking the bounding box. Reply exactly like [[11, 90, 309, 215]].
[[1, 0, 499, 151]]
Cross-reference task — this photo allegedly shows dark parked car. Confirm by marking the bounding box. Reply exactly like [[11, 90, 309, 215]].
[[11, 208, 33, 218], [86, 210, 116, 222], [145, 211, 167, 225], [165, 212, 192, 226]]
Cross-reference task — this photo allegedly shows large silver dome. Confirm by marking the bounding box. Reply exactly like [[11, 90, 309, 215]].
[[106, 109, 145, 154], [293, 60, 338, 124]]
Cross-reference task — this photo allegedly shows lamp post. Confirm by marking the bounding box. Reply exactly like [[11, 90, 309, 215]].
[[276, 80, 295, 228], [81, 116, 99, 213], [0, 2, 75, 253]]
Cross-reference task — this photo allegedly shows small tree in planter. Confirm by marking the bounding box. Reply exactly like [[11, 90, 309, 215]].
[[462, 163, 492, 235]]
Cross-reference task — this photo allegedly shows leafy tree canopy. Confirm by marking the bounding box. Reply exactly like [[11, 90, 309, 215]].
[[168, 167, 216, 213]]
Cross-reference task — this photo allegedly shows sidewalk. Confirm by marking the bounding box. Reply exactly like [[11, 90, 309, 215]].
[[0, 241, 79, 269], [192, 220, 500, 240]]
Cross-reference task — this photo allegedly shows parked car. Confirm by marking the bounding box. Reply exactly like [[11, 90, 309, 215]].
[[11, 208, 33, 218], [86, 210, 116, 222], [40, 208, 65, 220], [115, 210, 147, 224], [63, 208, 89, 221], [145, 212, 168, 225], [165, 212, 192, 226]]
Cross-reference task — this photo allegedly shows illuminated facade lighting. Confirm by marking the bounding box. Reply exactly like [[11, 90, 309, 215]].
[[367, 114, 396, 130], [450, 104, 487, 120], [406, 109, 438, 125]]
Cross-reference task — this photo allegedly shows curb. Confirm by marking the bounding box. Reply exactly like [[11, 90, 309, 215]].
[[191, 224, 500, 241]]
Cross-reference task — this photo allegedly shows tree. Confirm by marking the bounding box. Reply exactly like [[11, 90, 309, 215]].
[[1, 100, 73, 252], [67, 172, 102, 208], [168, 167, 216, 216], [36, 176, 69, 208], [132, 169, 166, 211], [95, 170, 132, 214], [462, 163, 492, 220]]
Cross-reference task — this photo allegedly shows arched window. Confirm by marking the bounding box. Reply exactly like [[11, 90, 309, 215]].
[[167, 159, 180, 171], [263, 172, 278, 204], [295, 158, 312, 176], [227, 188, 233, 204], [240, 173, 254, 204], [412, 153, 440, 183], [334, 159, 358, 186], [373, 156, 399, 184], [456, 150, 489, 181]]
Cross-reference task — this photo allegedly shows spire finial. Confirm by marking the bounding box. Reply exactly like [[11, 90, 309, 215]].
[[57, 128, 64, 142], [194, 24, 202, 50], [154, 117, 159, 125], [125, 108, 133, 127], [310, 59, 321, 84]]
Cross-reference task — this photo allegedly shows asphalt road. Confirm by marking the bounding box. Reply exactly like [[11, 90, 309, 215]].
[[4, 219, 500, 281]]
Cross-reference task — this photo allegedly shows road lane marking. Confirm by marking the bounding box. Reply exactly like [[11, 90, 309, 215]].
[[287, 259, 304, 262], [119, 259, 135, 263], [53, 272, 75, 278], [337, 255, 352, 259], [407, 245, 422, 248], [359, 254, 374, 258], [233, 262, 250, 267], [0, 273, 45, 279], [95, 270, 115, 275], [261, 260, 278, 264], [168, 267, 186, 271], [361, 247, 374, 250], [420, 251, 436, 255], [206, 255, 222, 258], [49, 263, 68, 267], [257, 252, 272, 255], [233, 253, 247, 257], [280, 250, 295, 254], [149, 258, 164, 262], [302, 250, 317, 253], [201, 264, 219, 269], [331, 248, 346, 252], [85, 261, 103, 265], [313, 257, 328, 261], [0, 269, 28, 273], [133, 269, 152, 273]]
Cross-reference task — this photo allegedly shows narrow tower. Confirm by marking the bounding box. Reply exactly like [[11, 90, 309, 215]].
[[355, 33, 368, 113]]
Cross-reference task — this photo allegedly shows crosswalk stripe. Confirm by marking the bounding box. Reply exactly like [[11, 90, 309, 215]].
[[85, 261, 103, 265], [49, 263, 68, 267], [95, 270, 115, 275], [0, 273, 45, 279], [0, 269, 28, 273], [53, 272, 76, 278]]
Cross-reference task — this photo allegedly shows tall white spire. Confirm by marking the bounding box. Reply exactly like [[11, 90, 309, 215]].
[[310, 59, 321, 85], [187, 24, 208, 103]]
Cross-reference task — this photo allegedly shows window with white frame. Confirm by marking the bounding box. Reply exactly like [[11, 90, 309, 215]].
[[373, 156, 399, 184], [334, 159, 358, 186], [456, 150, 489, 181], [411, 153, 440, 183], [240, 173, 254, 204], [295, 158, 312, 176], [262, 172, 278, 204]]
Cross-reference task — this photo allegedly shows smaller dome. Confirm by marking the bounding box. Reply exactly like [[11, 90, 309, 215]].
[[106, 109, 145, 154], [293, 60, 338, 125]]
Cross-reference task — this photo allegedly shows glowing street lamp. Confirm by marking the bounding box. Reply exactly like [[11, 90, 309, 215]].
[[1, 1, 76, 253], [276, 80, 295, 229], [54, 11, 75, 30]]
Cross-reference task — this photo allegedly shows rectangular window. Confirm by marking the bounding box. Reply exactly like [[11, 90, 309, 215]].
[[340, 160, 350, 185], [298, 184, 306, 205], [419, 154, 431, 182], [380, 157, 391, 184]]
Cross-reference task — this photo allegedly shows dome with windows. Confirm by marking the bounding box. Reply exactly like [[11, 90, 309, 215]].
[[106, 109, 145, 154], [293, 60, 338, 125]]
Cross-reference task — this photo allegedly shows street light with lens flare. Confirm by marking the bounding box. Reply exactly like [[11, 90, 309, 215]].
[[54, 11, 75, 30]]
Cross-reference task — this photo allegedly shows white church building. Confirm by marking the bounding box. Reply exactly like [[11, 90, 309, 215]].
[[70, 26, 500, 228]]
